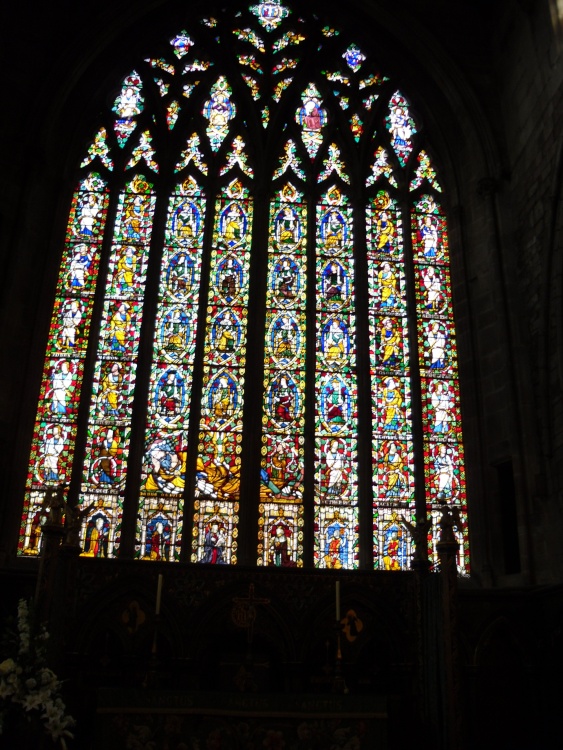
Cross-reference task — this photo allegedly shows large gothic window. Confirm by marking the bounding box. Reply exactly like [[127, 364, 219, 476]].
[[18, 0, 469, 573]]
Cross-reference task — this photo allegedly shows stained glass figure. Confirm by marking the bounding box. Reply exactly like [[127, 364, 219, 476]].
[[367, 147, 397, 187], [387, 91, 416, 167], [296, 83, 327, 159], [410, 150, 442, 192], [375, 510, 412, 570], [113, 71, 143, 147], [171, 31, 194, 58], [343, 44, 366, 72], [220, 136, 253, 177], [126, 131, 158, 172], [250, 0, 289, 31], [203, 77, 237, 151], [259, 505, 302, 567], [19, 174, 109, 556], [175, 133, 208, 174], [81, 128, 113, 170]]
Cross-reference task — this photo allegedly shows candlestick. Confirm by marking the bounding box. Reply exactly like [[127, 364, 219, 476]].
[[335, 579, 340, 621], [155, 573, 163, 615]]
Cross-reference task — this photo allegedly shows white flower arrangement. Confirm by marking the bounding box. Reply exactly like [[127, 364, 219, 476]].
[[0, 599, 74, 747]]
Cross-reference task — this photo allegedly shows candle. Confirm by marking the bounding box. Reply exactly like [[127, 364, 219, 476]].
[[335, 580, 341, 621], [155, 573, 163, 615]]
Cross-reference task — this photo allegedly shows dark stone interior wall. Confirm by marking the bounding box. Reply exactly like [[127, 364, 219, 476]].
[[1, 0, 563, 584]]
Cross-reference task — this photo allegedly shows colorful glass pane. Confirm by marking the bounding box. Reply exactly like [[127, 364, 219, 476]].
[[296, 83, 327, 159], [78, 175, 156, 557], [367, 147, 397, 188], [184, 60, 212, 73], [81, 128, 114, 170], [203, 77, 237, 152], [126, 131, 159, 172], [350, 114, 363, 142], [319, 144, 349, 184], [273, 140, 305, 181], [387, 91, 416, 167], [410, 150, 442, 192], [343, 44, 365, 72], [314, 186, 359, 570], [242, 75, 261, 100], [367, 190, 416, 567], [220, 136, 253, 177], [136, 177, 207, 561], [146, 58, 175, 75], [239, 54, 262, 73], [258, 183, 307, 567], [234, 28, 265, 52], [273, 31, 305, 52], [192, 180, 253, 565], [154, 78, 169, 96], [273, 58, 298, 75], [171, 31, 194, 58], [359, 73, 386, 89], [113, 72, 143, 148], [411, 195, 468, 573], [273, 77, 292, 102], [166, 100, 180, 130], [250, 0, 289, 31], [19, 174, 109, 556], [175, 133, 208, 174]]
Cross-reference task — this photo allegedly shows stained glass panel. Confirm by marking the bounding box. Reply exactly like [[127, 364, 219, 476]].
[[136, 177, 206, 561], [296, 83, 327, 159], [314, 187, 359, 569], [192, 180, 253, 565], [19, 174, 109, 555], [367, 190, 415, 567], [21, 5, 470, 575], [411, 195, 468, 573], [77, 175, 157, 557], [258, 184, 307, 567]]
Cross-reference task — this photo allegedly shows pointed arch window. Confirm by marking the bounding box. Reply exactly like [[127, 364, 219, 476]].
[[18, 0, 469, 573]]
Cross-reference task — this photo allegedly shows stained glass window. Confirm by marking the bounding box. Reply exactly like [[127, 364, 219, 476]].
[[20, 1, 469, 575]]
